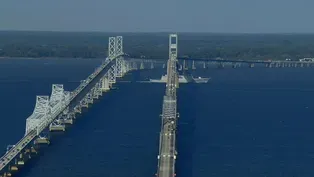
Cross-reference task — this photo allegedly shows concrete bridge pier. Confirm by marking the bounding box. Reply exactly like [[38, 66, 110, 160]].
[[34, 133, 50, 145], [182, 60, 188, 70], [275, 63, 279, 67], [178, 64, 183, 71], [80, 98, 89, 108], [150, 62, 154, 69], [74, 105, 82, 114], [140, 61, 145, 69], [281, 63, 285, 68], [49, 118, 65, 132], [203, 61, 207, 69], [218, 62, 225, 69], [86, 93, 94, 104], [101, 76, 110, 92], [16, 153, 25, 166], [192, 60, 196, 70], [232, 63, 240, 68]]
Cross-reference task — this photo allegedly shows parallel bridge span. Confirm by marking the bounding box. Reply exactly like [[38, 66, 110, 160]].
[[0, 36, 143, 176], [156, 34, 179, 177]]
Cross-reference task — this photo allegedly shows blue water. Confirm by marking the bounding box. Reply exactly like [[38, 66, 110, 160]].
[[1, 59, 314, 177]]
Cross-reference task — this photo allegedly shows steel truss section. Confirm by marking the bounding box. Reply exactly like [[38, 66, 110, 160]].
[[101, 73, 110, 91], [108, 65, 116, 84], [74, 105, 82, 113], [86, 92, 93, 104], [115, 57, 123, 77], [115, 36, 123, 56], [108, 37, 116, 59], [25, 96, 50, 134], [92, 82, 102, 99]]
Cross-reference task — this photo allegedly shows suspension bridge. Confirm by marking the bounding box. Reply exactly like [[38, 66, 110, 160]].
[[177, 57, 314, 70], [0, 35, 166, 177], [156, 34, 179, 177]]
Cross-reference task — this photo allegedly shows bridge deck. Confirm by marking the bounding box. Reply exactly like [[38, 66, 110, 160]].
[[0, 58, 116, 172], [157, 56, 178, 177]]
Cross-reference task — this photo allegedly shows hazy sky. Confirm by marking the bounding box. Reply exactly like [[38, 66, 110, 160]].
[[1, 0, 314, 33]]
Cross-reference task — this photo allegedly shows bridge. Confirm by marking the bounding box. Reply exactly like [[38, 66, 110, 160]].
[[156, 34, 179, 177], [0, 35, 152, 176], [0, 33, 181, 177], [177, 57, 314, 69]]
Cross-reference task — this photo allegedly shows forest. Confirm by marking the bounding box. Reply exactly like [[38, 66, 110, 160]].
[[1, 31, 314, 61]]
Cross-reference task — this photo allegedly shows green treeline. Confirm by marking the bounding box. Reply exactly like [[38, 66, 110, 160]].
[[1, 31, 314, 60]]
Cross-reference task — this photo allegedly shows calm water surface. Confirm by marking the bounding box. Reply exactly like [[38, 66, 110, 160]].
[[0, 59, 314, 177]]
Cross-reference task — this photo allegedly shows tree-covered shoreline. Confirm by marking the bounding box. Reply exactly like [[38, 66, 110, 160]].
[[1, 31, 314, 60]]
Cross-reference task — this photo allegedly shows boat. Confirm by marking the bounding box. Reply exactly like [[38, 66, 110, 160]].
[[192, 76, 210, 83], [150, 75, 188, 83]]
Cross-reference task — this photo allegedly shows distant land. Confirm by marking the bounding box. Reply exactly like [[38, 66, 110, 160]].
[[1, 31, 314, 60]]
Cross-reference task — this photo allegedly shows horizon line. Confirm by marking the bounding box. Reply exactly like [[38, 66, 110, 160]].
[[1, 29, 314, 35]]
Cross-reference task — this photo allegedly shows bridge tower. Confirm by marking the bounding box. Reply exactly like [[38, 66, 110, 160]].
[[115, 36, 124, 78], [25, 95, 50, 135], [169, 34, 178, 59], [108, 37, 117, 84], [169, 34, 179, 88], [49, 84, 66, 132]]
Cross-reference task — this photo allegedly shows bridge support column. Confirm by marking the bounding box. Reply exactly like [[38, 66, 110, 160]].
[[115, 57, 123, 78], [218, 63, 224, 68], [121, 60, 128, 75], [74, 105, 82, 114], [49, 119, 65, 131], [183, 60, 188, 70], [140, 61, 145, 69], [35, 134, 50, 145], [86, 93, 93, 104], [80, 98, 89, 108], [151, 62, 154, 69], [101, 76, 110, 92], [192, 60, 196, 69], [203, 62, 206, 69], [62, 113, 75, 124], [108, 66, 116, 84]]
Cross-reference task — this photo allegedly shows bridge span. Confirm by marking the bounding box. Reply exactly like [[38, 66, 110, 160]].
[[0, 36, 144, 177], [177, 57, 314, 69], [156, 34, 179, 177]]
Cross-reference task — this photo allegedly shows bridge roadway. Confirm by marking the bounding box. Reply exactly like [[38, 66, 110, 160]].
[[178, 57, 314, 64], [157, 57, 178, 177], [0, 57, 119, 172]]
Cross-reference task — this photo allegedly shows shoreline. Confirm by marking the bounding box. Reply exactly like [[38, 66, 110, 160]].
[[0, 57, 105, 60]]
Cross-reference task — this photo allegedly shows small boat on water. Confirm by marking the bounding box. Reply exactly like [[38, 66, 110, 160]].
[[150, 75, 188, 83], [149, 74, 210, 83]]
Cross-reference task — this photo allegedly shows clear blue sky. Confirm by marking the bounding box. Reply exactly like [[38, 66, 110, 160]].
[[0, 0, 313, 33]]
